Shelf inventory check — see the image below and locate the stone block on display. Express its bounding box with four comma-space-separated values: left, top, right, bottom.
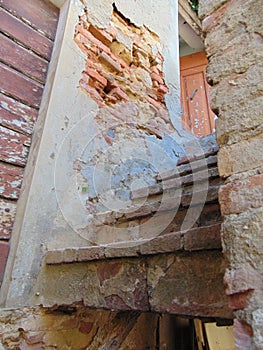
83, 259, 149, 311
206, 33, 262, 84
210, 63, 263, 145
221, 207, 263, 266
184, 223, 221, 251
147, 251, 232, 318
218, 133, 263, 178
219, 173, 263, 215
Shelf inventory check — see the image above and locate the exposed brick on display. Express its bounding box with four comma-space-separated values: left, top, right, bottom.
224, 265, 261, 295
150, 72, 164, 85
76, 25, 111, 55
219, 173, 263, 215
98, 51, 122, 73
86, 67, 107, 87
88, 25, 113, 47
108, 87, 129, 101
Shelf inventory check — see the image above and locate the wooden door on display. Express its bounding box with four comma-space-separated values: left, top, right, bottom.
180, 51, 216, 137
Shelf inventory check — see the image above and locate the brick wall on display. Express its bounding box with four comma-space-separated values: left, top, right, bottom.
0, 0, 59, 285
74, 7, 173, 138
200, 0, 263, 348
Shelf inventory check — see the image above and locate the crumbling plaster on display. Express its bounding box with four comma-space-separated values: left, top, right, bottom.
1, 0, 195, 308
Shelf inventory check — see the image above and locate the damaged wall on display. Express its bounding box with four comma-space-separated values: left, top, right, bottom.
0, 0, 242, 348
0, 0, 192, 309
0, 306, 158, 349
199, 0, 263, 348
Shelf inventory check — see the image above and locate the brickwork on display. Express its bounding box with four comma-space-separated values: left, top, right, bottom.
74, 7, 174, 138
200, 0, 263, 347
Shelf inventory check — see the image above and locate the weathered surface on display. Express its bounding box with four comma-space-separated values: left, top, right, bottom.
0, 0, 59, 288
40, 251, 232, 319
201, 0, 263, 347
147, 251, 232, 318
0, 306, 158, 350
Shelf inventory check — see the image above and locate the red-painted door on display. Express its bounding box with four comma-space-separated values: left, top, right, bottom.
180, 51, 216, 137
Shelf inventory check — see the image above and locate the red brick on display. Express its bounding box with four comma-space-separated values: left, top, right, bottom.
219, 173, 263, 215
86, 67, 107, 87
224, 265, 260, 295
76, 25, 111, 55
150, 72, 164, 85
0, 241, 9, 281
146, 95, 162, 109
79, 79, 104, 107
158, 84, 169, 94
108, 87, 129, 101
99, 51, 122, 72
88, 25, 113, 47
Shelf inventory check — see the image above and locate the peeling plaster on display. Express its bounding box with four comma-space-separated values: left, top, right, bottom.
1, 0, 193, 308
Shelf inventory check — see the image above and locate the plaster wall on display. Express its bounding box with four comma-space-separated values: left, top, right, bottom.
1, 0, 191, 308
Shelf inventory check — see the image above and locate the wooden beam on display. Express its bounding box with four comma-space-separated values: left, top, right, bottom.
178, 0, 203, 38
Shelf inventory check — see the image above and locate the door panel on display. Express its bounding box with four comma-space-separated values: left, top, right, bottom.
180, 51, 216, 137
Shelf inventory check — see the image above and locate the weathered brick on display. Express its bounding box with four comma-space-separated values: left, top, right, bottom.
88, 25, 113, 47
202, 2, 230, 32
98, 51, 122, 73
219, 173, 263, 215
228, 290, 254, 310
86, 67, 107, 87
76, 25, 111, 55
